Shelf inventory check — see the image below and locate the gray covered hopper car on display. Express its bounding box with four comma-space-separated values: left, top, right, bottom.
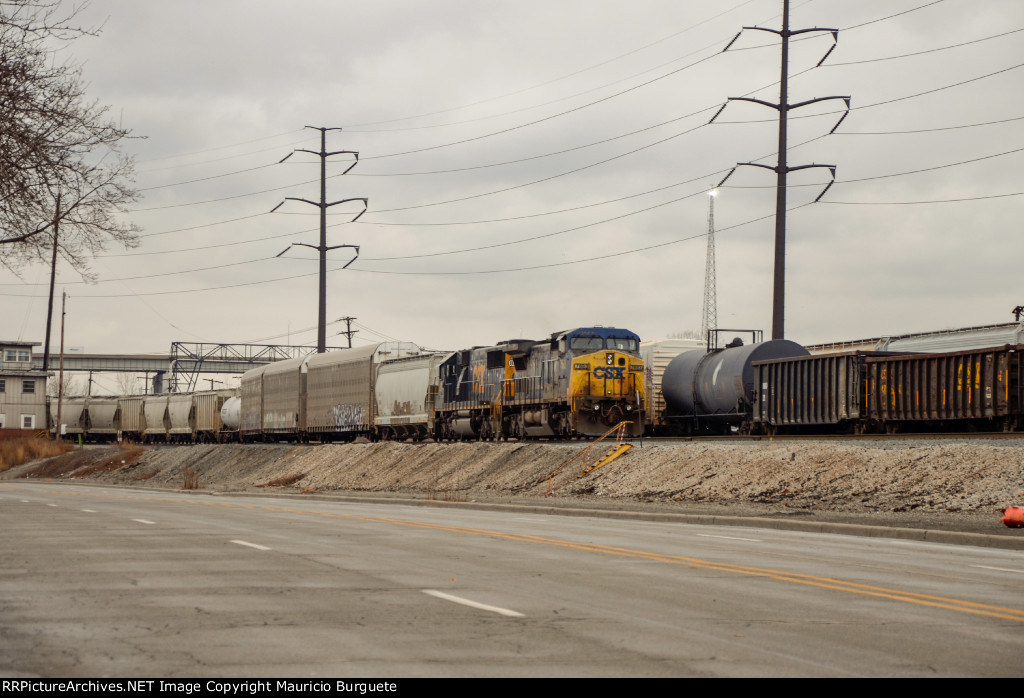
85, 398, 119, 440
373, 352, 454, 440
143, 395, 170, 441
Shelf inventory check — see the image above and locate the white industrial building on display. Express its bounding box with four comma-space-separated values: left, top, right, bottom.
0, 340, 51, 436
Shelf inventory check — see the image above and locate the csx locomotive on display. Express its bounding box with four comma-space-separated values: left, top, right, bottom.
233, 326, 646, 442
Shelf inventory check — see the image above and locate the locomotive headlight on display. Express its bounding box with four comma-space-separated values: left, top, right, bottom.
593, 404, 600, 411
625, 404, 632, 411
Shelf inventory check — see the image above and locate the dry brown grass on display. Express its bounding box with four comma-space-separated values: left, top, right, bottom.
258, 471, 307, 488
0, 438, 73, 474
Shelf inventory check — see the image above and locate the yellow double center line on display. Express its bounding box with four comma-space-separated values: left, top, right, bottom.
16, 485, 1024, 623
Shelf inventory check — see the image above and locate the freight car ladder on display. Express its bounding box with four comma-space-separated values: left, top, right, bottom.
577, 422, 633, 480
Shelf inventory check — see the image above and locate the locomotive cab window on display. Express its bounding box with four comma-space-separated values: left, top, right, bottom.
608, 337, 638, 352
570, 337, 603, 351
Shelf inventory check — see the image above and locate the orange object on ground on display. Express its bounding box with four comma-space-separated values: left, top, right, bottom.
1000, 506, 1024, 528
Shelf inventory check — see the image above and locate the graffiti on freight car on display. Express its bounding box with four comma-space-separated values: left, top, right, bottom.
264, 411, 296, 430
333, 404, 364, 429
391, 400, 413, 416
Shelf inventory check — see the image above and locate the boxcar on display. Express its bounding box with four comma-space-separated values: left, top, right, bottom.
640, 338, 704, 433
259, 356, 311, 437
305, 342, 423, 440
239, 364, 269, 440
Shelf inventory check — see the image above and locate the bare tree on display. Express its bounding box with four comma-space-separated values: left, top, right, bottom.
47, 371, 78, 397
114, 371, 142, 395
0, 0, 139, 277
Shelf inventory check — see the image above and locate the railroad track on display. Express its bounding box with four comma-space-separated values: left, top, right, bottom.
627, 432, 1024, 444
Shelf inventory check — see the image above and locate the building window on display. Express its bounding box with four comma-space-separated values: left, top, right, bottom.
0, 414, 5, 429
5, 349, 30, 362
21, 415, 34, 429
0, 379, 5, 393
22, 380, 35, 394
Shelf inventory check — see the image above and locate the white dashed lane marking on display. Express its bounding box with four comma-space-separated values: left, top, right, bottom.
230, 540, 271, 551
132, 519, 156, 525
423, 590, 524, 617
973, 565, 1024, 574
696, 533, 761, 542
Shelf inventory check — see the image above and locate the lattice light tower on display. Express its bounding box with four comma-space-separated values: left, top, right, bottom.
700, 188, 718, 345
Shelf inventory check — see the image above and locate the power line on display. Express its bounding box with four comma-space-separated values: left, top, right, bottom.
1, 255, 276, 287
721, 144, 1024, 190
136, 136, 315, 174
344, 0, 762, 131
370, 120, 712, 214
137, 161, 278, 192
842, 0, 947, 31
359, 52, 722, 162
126, 52, 1022, 222
362, 184, 714, 262
135, 129, 305, 165
821, 191, 1024, 205
349, 107, 713, 178
823, 26, 1024, 66
9, 136, 1018, 296
130, 176, 320, 212
833, 114, 1024, 135
137, 212, 268, 238
349, 205, 813, 277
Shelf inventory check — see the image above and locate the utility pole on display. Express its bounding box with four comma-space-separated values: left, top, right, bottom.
55, 291, 66, 440
273, 126, 367, 353
42, 194, 60, 373
700, 187, 718, 345
337, 316, 358, 348
711, 0, 849, 340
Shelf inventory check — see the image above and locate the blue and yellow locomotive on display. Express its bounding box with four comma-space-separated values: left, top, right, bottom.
434, 327, 646, 439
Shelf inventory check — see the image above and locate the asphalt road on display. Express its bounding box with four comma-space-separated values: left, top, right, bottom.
2, 481, 1022, 677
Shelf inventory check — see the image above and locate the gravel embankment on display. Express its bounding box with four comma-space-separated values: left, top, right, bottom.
7, 438, 1024, 538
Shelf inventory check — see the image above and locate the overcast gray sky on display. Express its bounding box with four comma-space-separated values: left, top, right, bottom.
3, 0, 1022, 368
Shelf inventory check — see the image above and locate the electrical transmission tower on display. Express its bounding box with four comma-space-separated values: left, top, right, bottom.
700, 187, 718, 345
273, 126, 367, 354
711, 0, 850, 340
